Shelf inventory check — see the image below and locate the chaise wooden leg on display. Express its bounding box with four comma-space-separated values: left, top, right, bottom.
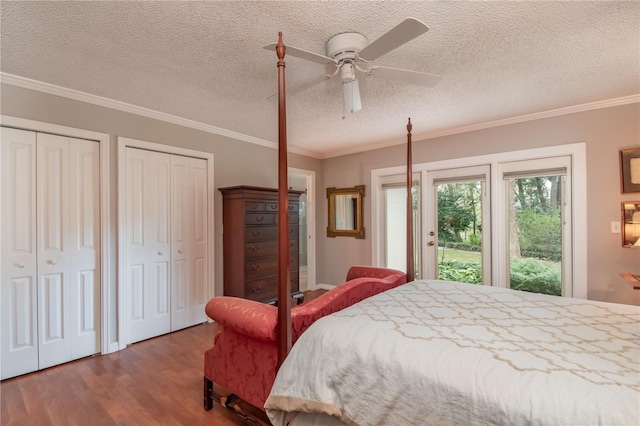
204, 377, 213, 411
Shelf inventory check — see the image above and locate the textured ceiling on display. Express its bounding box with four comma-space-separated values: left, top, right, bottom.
1, 1, 638, 158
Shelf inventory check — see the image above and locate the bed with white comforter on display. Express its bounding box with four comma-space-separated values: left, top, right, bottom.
265, 280, 640, 426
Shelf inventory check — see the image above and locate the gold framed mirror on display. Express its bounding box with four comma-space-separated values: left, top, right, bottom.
622, 202, 640, 247
327, 185, 365, 239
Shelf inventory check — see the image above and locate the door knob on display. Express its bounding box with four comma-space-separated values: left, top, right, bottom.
427, 241, 435, 246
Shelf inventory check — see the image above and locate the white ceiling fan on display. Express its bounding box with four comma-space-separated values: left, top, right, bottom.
264, 17, 440, 115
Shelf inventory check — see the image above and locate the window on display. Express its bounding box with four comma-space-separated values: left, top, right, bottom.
499, 158, 572, 296
372, 144, 586, 298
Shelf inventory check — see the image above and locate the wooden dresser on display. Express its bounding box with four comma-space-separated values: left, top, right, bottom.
219, 186, 304, 304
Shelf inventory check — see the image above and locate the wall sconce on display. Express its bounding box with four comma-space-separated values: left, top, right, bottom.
622, 202, 640, 247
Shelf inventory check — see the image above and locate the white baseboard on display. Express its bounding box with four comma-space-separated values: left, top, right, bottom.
316, 284, 337, 291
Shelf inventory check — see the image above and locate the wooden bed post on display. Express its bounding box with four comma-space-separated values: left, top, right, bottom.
275, 32, 292, 369
406, 118, 414, 282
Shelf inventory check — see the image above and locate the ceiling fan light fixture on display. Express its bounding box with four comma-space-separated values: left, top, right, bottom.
264, 18, 439, 113
343, 79, 362, 114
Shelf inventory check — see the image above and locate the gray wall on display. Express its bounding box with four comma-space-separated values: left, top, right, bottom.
0, 83, 323, 345
319, 103, 640, 306
2, 82, 638, 326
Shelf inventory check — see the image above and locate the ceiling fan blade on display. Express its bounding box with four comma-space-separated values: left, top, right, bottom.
263, 42, 335, 65
368, 66, 440, 87
358, 17, 429, 61
266, 74, 331, 101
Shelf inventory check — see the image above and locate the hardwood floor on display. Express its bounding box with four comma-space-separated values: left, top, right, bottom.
1, 289, 327, 425
1, 322, 246, 425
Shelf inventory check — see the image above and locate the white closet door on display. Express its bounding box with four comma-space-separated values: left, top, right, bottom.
126, 148, 171, 343
69, 138, 101, 358
170, 155, 208, 331
36, 133, 72, 369
1, 129, 100, 379
1, 127, 38, 380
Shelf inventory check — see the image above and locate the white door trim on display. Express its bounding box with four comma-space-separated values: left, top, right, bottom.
0, 115, 112, 353
117, 137, 214, 349
288, 167, 316, 291
371, 143, 587, 298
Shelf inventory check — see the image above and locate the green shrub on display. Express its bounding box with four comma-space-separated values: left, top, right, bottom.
516, 209, 562, 261
438, 258, 561, 296
468, 233, 481, 246
438, 260, 482, 284
509, 257, 561, 295
439, 242, 481, 252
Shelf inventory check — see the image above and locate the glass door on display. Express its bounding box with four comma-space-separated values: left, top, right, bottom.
425, 166, 491, 284
380, 174, 420, 277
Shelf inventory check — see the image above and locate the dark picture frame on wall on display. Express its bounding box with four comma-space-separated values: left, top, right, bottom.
620, 148, 640, 193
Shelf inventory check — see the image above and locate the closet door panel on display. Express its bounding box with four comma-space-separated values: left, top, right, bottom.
192, 161, 208, 308
126, 148, 171, 343
170, 157, 189, 330
170, 155, 207, 331
149, 155, 171, 322
1, 127, 38, 379
69, 139, 100, 358
37, 133, 71, 370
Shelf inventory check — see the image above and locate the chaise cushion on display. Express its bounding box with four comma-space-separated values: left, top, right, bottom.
205, 296, 278, 342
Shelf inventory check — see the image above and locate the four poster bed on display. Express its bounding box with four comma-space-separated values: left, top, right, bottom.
208, 33, 640, 425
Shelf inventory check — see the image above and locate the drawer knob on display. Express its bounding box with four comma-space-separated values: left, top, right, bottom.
251, 246, 260, 252
16, 262, 25, 268
252, 286, 262, 294
252, 231, 260, 236
252, 264, 261, 271
256, 216, 264, 222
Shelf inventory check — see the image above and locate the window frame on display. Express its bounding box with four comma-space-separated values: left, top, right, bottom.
371, 142, 587, 298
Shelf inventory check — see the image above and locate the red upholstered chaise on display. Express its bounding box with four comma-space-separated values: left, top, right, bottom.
203, 265, 406, 411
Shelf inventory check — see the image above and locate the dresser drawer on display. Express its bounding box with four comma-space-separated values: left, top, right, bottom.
266, 202, 278, 211
245, 256, 299, 280
265, 201, 298, 212
245, 276, 277, 302
245, 226, 296, 242
245, 272, 300, 302
246, 213, 275, 225
245, 201, 265, 212
246, 240, 299, 258
274, 213, 299, 224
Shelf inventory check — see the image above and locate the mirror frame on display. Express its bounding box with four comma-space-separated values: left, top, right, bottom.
327, 185, 365, 239
622, 202, 640, 247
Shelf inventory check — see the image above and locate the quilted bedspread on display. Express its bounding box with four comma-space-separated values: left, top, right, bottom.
265, 280, 640, 426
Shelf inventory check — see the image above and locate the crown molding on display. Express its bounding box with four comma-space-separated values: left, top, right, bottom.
0, 72, 323, 159
323, 94, 640, 158
2, 72, 636, 161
